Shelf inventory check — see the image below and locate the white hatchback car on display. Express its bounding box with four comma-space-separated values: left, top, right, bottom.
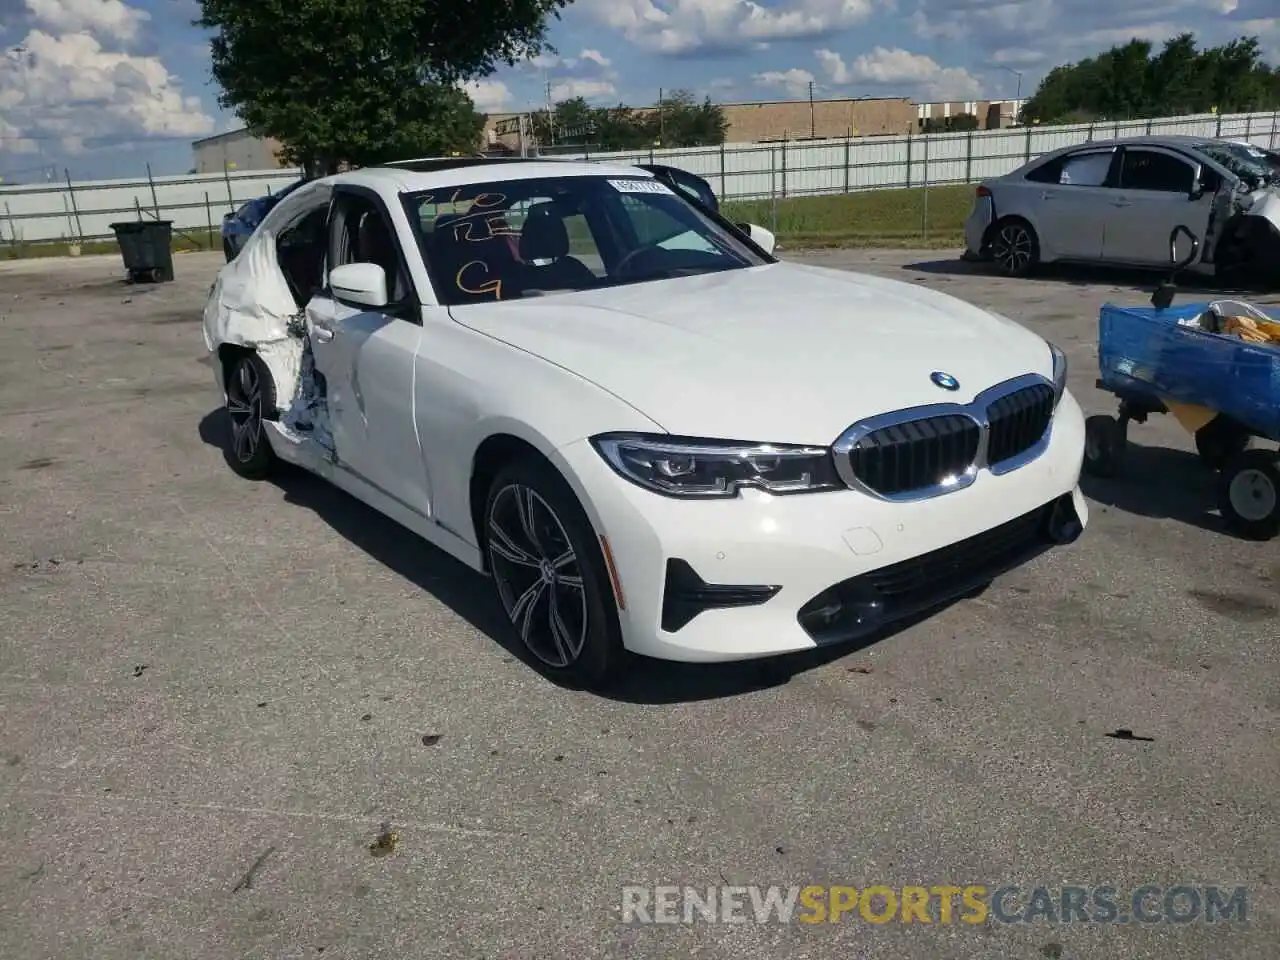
204, 158, 1088, 687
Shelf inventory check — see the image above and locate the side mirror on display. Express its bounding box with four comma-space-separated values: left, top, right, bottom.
741, 222, 777, 256
330, 262, 388, 309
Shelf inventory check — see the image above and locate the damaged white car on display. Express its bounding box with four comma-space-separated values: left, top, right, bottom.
204, 159, 1088, 687
964, 134, 1280, 284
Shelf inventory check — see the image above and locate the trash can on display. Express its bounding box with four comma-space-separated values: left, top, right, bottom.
109, 220, 175, 283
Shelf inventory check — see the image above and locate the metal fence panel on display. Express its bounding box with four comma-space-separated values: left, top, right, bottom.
3, 109, 1278, 244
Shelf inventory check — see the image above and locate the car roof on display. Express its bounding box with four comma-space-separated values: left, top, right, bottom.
328, 158, 653, 194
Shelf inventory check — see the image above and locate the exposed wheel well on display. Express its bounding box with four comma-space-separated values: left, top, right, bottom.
216, 343, 255, 390
469, 433, 557, 568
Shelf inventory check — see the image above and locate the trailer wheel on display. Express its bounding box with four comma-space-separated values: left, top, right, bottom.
1083, 414, 1126, 478
1194, 415, 1251, 469
1216, 450, 1280, 541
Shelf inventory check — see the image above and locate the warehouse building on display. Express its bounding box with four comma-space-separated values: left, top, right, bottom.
194, 95, 1025, 173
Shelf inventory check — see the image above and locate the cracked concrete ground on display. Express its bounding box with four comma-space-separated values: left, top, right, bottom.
0, 249, 1276, 959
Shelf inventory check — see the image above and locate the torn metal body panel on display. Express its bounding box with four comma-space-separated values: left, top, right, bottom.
202, 180, 336, 457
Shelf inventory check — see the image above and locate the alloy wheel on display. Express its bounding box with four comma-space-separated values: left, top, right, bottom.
226, 360, 263, 464
486, 483, 589, 669
1228, 468, 1277, 522
993, 223, 1034, 274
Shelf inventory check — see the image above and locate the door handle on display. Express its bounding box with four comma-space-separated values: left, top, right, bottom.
1040, 192, 1056, 200
1111, 198, 1132, 207
313, 326, 334, 343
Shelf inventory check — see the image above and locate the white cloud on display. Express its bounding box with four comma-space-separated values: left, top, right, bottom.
578, 48, 612, 67
752, 67, 816, 97
548, 78, 618, 101
462, 78, 512, 112
580, 0, 876, 56
23, 0, 150, 44
815, 46, 983, 99
0, 27, 213, 155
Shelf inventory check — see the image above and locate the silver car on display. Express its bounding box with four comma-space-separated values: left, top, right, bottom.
963, 135, 1280, 284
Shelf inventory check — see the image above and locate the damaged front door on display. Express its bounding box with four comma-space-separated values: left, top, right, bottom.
307, 188, 430, 516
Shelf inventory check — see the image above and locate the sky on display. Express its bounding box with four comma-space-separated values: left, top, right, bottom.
1, 0, 1278, 182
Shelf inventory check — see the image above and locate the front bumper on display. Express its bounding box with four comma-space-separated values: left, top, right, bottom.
553, 390, 1088, 663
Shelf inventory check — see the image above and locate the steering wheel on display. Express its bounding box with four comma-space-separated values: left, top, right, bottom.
612, 243, 667, 279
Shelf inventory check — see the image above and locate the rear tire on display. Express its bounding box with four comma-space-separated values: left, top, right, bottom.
483, 458, 625, 689
223, 352, 277, 480
988, 218, 1040, 278
1083, 414, 1126, 478
1216, 450, 1280, 541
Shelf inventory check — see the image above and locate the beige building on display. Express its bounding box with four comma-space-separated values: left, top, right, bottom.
197, 94, 1021, 172
916, 98, 1026, 130
192, 128, 288, 173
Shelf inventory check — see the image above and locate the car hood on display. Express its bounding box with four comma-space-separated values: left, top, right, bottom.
448, 261, 1054, 444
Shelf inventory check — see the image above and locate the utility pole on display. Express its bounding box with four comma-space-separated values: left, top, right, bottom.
809, 80, 816, 139
658, 87, 665, 143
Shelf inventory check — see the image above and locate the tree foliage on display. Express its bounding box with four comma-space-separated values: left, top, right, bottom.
1023, 34, 1280, 124
196, 0, 571, 173
529, 89, 730, 151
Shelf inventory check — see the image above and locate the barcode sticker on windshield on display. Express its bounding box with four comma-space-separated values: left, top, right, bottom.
607, 178, 673, 195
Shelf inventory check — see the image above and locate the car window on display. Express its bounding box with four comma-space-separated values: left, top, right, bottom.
276, 206, 329, 308
1058, 152, 1113, 186
1119, 150, 1194, 193
1024, 156, 1065, 183
405, 174, 766, 305
329, 194, 411, 303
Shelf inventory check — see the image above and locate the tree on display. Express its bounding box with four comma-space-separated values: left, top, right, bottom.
1022, 33, 1279, 124
649, 90, 729, 147
196, 0, 571, 174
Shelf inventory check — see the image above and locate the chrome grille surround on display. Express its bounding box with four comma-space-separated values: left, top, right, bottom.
831, 373, 1057, 503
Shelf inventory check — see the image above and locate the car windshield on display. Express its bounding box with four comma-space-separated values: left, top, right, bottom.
1196, 142, 1276, 186
404, 174, 767, 305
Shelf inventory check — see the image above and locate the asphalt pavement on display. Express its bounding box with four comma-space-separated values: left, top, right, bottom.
0, 248, 1276, 959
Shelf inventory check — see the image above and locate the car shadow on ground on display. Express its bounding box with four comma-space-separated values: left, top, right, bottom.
903, 258, 1273, 300
1078, 438, 1240, 537
198, 408, 956, 704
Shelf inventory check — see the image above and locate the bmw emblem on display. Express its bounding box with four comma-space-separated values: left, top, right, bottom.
931, 371, 960, 391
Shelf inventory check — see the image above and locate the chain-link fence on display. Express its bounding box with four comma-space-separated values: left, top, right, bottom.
3, 109, 1278, 252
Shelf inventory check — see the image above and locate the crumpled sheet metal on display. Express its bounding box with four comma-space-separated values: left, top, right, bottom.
202, 224, 307, 415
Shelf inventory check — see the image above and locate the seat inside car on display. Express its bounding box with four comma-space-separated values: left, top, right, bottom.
518, 202, 596, 289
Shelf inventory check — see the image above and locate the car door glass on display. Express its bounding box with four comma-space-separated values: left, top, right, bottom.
1058, 153, 1112, 186
1120, 150, 1193, 193
332, 197, 410, 303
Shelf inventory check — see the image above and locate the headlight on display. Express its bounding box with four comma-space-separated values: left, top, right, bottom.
1048, 342, 1068, 408
590, 433, 842, 499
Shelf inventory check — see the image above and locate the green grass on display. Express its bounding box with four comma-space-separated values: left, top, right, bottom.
2, 184, 979, 260
723, 183, 974, 250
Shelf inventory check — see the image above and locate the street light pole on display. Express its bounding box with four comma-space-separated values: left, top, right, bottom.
997, 65, 1023, 122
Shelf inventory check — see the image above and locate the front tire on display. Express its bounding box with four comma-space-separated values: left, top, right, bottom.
223, 352, 277, 480
1216, 450, 1280, 541
989, 218, 1040, 278
483, 459, 625, 688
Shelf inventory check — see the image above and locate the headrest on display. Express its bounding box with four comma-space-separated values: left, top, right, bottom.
519, 203, 569, 261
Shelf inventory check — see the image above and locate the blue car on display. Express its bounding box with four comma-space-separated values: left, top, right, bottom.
221, 178, 307, 261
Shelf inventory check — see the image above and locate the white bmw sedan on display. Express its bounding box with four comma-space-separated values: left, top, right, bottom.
203, 158, 1088, 687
